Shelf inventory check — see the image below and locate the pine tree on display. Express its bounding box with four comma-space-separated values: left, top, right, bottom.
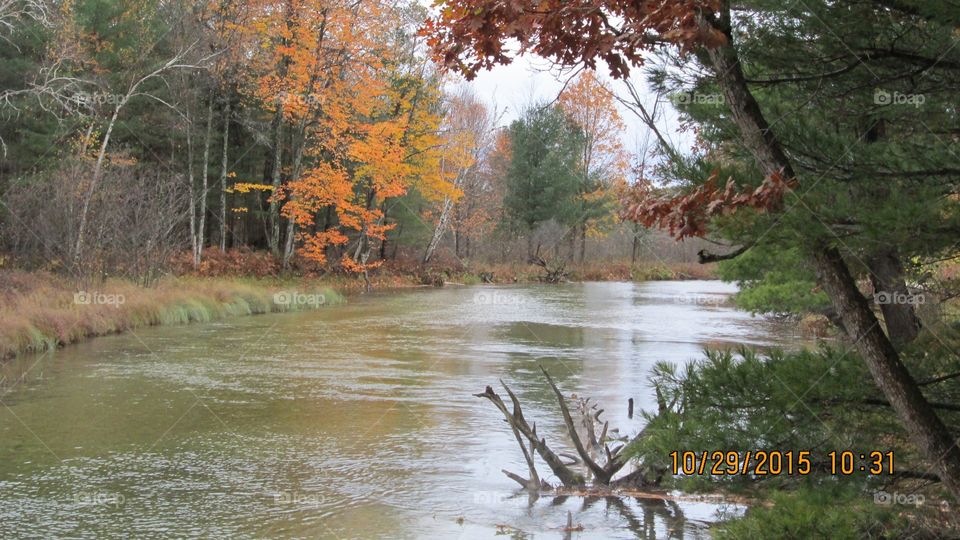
502, 104, 585, 254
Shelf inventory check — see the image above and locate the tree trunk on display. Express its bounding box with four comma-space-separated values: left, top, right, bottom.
424, 196, 454, 263
815, 247, 960, 497
579, 224, 586, 264
391, 222, 402, 259
196, 99, 213, 267
281, 118, 310, 270
187, 110, 197, 270
703, 2, 960, 499
74, 100, 124, 271
268, 107, 284, 257
868, 248, 921, 346
379, 203, 389, 261
282, 218, 296, 270
218, 97, 231, 252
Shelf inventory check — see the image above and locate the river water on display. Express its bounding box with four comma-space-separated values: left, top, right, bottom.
0, 281, 804, 539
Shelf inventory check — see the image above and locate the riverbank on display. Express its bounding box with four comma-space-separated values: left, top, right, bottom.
0, 260, 716, 360
171, 248, 718, 284
0, 271, 342, 360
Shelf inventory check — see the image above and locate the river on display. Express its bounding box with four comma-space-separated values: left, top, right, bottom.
0, 281, 805, 539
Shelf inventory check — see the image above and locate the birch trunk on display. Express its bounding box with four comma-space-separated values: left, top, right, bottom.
218, 97, 231, 251
196, 99, 213, 267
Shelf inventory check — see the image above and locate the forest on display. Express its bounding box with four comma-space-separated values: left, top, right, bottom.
1, 0, 960, 538
0, 0, 689, 284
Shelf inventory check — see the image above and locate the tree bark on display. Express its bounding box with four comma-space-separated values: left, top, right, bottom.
196, 99, 213, 267
73, 100, 124, 271
187, 109, 197, 270
868, 248, 921, 346
424, 196, 454, 263
579, 224, 586, 264
281, 116, 310, 270
282, 218, 296, 270
379, 202, 390, 261
218, 96, 231, 252
815, 247, 960, 497
702, 2, 960, 499
268, 107, 284, 257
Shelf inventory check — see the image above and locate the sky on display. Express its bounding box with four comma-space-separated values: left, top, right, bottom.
455, 54, 693, 168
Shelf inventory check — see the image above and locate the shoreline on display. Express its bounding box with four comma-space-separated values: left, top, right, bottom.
0, 272, 345, 361
0, 262, 717, 361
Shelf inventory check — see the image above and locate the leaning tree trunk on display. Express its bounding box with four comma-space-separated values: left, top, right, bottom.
280, 116, 310, 271
702, 2, 960, 499
868, 248, 921, 346
74, 100, 124, 272
423, 195, 455, 264
815, 248, 960, 497
282, 218, 296, 270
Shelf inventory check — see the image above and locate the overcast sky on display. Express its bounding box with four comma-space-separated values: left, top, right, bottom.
453, 54, 692, 169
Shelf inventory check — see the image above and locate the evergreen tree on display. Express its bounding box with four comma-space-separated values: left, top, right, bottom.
501, 104, 585, 253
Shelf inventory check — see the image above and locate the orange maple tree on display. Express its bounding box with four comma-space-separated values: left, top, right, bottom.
241, 0, 458, 273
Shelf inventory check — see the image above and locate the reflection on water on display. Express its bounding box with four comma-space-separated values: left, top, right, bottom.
0, 281, 803, 539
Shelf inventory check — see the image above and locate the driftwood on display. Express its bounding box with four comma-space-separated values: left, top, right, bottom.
475, 366, 665, 492
528, 244, 569, 284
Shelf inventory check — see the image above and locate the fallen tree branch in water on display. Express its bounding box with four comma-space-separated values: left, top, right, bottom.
528, 244, 569, 283
475, 366, 666, 491
475, 382, 584, 488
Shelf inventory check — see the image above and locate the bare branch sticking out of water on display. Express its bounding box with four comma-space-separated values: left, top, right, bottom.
475, 367, 666, 492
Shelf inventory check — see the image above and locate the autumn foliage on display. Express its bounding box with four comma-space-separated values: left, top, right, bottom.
622, 172, 797, 240
234, 0, 460, 272
421, 0, 727, 80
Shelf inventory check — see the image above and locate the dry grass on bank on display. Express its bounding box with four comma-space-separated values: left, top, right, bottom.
0, 270, 342, 360
0, 253, 718, 359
